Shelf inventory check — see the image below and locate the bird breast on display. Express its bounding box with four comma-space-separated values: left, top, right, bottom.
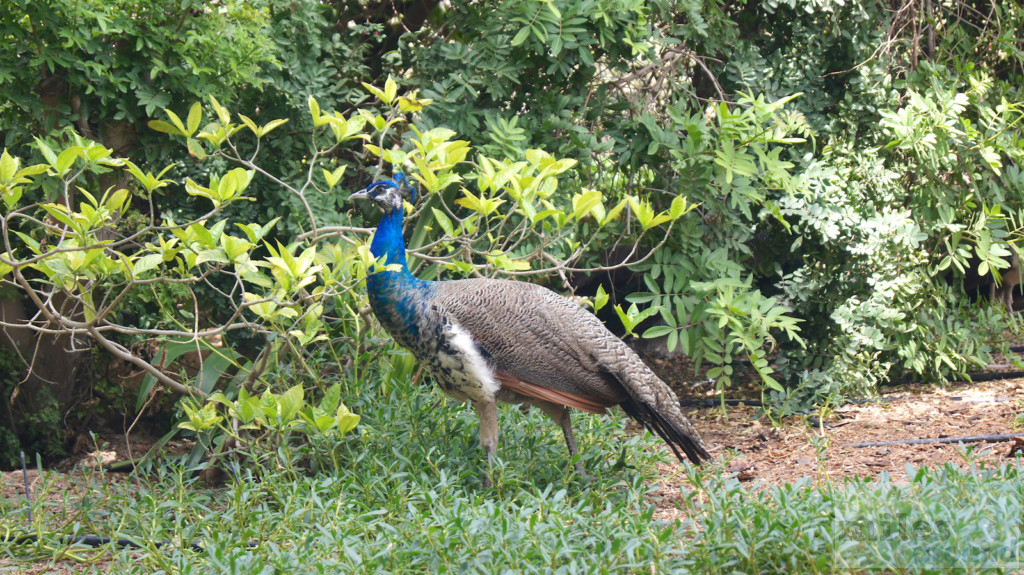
418, 315, 500, 403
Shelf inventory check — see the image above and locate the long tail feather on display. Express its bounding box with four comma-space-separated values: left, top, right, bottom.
621, 400, 710, 464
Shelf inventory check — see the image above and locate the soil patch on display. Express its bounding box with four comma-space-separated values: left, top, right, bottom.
649, 377, 1024, 521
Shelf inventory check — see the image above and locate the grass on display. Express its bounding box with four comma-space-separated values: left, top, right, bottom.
2, 373, 1023, 574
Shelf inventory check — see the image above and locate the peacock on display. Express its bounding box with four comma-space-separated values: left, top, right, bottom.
351, 174, 710, 483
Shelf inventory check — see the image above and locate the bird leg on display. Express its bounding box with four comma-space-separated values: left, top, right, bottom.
535, 402, 588, 477
473, 400, 498, 488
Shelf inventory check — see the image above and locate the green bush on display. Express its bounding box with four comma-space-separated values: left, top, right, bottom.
4, 0, 1024, 437
0, 78, 690, 463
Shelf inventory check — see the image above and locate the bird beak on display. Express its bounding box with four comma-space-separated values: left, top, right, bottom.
349, 188, 371, 203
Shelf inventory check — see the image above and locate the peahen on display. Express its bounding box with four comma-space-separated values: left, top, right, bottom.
351, 174, 710, 482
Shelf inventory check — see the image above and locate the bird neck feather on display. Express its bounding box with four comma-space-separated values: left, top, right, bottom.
369, 207, 410, 272
366, 204, 432, 342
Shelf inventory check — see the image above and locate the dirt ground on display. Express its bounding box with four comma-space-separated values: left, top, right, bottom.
701, 377, 1021, 481
649, 376, 1024, 521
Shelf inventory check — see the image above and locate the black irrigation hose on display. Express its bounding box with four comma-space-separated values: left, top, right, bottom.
680, 395, 1020, 408
679, 397, 903, 409
845, 432, 1024, 449
679, 399, 764, 407
947, 396, 1018, 402
953, 370, 1024, 382
680, 391, 1022, 448
680, 397, 918, 408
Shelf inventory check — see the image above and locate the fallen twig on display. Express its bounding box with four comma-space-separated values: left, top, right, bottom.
845, 433, 1024, 448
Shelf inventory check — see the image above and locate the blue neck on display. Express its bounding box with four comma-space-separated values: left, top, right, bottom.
366, 205, 433, 344
369, 207, 411, 272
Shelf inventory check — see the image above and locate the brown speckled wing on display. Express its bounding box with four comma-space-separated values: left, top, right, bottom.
432, 278, 628, 404
431, 277, 711, 463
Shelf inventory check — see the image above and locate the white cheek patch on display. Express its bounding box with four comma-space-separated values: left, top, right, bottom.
445, 321, 500, 401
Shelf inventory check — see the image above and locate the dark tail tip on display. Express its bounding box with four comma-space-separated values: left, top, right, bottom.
622, 401, 711, 464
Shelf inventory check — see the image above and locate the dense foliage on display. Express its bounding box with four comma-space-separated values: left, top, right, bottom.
1, 0, 1023, 460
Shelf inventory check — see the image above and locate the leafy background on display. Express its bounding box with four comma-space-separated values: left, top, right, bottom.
0, 0, 1022, 465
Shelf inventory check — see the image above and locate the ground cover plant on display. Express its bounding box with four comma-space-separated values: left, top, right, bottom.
2, 374, 1022, 573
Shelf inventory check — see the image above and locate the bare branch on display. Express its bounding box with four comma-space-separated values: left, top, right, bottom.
87, 325, 206, 398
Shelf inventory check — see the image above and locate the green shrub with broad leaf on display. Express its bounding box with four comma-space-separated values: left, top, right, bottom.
4, 0, 1024, 454
0, 79, 690, 467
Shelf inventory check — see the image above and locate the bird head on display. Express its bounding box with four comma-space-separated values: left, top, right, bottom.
350, 173, 418, 215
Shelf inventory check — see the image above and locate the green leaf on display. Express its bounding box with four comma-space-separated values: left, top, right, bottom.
260, 118, 289, 137
278, 384, 304, 422
104, 188, 130, 214
39, 204, 79, 231
132, 253, 163, 276
570, 189, 602, 221
601, 199, 628, 227
551, 36, 563, 56
335, 404, 360, 434
361, 82, 389, 105
614, 304, 636, 336
383, 76, 398, 105
511, 26, 532, 46
431, 207, 455, 237
221, 235, 253, 262
398, 95, 433, 113
186, 102, 202, 137
185, 178, 216, 204
164, 109, 187, 135
187, 222, 216, 248
186, 138, 207, 160
239, 114, 259, 135
308, 95, 321, 123
322, 165, 346, 189
55, 146, 84, 174
209, 95, 231, 125
33, 138, 58, 167
760, 374, 784, 392
455, 187, 504, 215
642, 325, 674, 339
235, 218, 280, 243
320, 384, 342, 414
0, 149, 18, 183
14, 232, 40, 254
669, 195, 692, 219
148, 120, 185, 136
487, 252, 531, 271
980, 146, 1002, 175
310, 414, 336, 433
258, 392, 280, 419
196, 248, 230, 265
667, 329, 679, 352
594, 284, 609, 312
